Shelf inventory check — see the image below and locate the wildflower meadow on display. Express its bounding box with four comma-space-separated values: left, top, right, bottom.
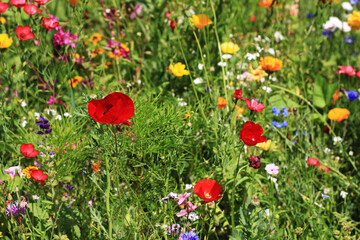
1, 0, 360, 239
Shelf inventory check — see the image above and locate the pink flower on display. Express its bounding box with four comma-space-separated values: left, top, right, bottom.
4, 166, 24, 180
336, 66, 356, 76
53, 28, 78, 48
307, 157, 320, 167
244, 99, 265, 112
176, 201, 198, 217
175, 192, 191, 206
265, 163, 279, 175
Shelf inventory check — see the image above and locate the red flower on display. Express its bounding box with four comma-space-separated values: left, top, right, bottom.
0, 0, 9, 13
23, 3, 37, 15
10, 0, 25, 7
16, 26, 35, 41
88, 92, 135, 125
233, 89, 244, 99
20, 144, 39, 158
243, 98, 265, 112
170, 20, 177, 30
336, 66, 356, 76
307, 157, 320, 167
239, 121, 266, 146
318, 164, 330, 172
34, 0, 50, 4
42, 17, 59, 30
165, 11, 170, 19
249, 156, 261, 169
250, 15, 256, 22
194, 179, 222, 202
31, 169, 48, 183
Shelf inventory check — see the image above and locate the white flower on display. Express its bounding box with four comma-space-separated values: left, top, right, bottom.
177, 98, 187, 107
32, 195, 39, 200
64, 112, 72, 118
262, 86, 272, 93
274, 31, 284, 42
137, 80, 142, 84
227, 71, 234, 77
256, 45, 264, 53
245, 52, 259, 61
47, 109, 57, 116
188, 213, 199, 221
324, 188, 330, 194
340, 191, 348, 199
21, 101, 27, 107
324, 148, 331, 153
269, 75, 277, 81
198, 63, 204, 70
55, 115, 62, 120
193, 78, 203, 84
254, 35, 262, 42
218, 62, 227, 67
342, 2, 353, 11
333, 136, 343, 145
185, 184, 193, 190
323, 17, 351, 32
349, 151, 354, 156
265, 209, 270, 216
210, 66, 215, 71
229, 33, 233, 38
222, 54, 232, 59
267, 48, 275, 55
21, 120, 28, 127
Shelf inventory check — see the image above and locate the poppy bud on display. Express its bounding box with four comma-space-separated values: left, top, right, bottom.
324, 125, 329, 134
249, 156, 261, 169
170, 20, 177, 30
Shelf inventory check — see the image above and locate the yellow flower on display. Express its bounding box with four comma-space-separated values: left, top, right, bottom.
89, 33, 102, 46
69, 76, 84, 88
120, 43, 129, 52
184, 112, 191, 119
169, 63, 189, 77
234, 105, 244, 119
328, 108, 350, 122
347, 11, 360, 31
0, 17, 6, 24
256, 140, 272, 151
189, 14, 213, 29
0, 33, 13, 49
247, 64, 268, 82
22, 166, 39, 179
259, 56, 283, 72
221, 42, 240, 54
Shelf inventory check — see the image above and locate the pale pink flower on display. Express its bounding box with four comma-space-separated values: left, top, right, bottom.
175, 192, 191, 206
4, 166, 24, 180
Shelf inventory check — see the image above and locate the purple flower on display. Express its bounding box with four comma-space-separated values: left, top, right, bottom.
6, 201, 27, 216
351, 0, 359, 4
345, 36, 356, 44
53, 28, 78, 49
67, 185, 74, 191
36, 116, 52, 135
129, 4, 142, 20
307, 13, 315, 18
321, 193, 330, 200
179, 231, 200, 240
105, 39, 121, 48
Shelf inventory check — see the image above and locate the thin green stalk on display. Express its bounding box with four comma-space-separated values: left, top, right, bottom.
231, 145, 244, 229
193, 31, 213, 101
209, 0, 228, 100
105, 155, 113, 239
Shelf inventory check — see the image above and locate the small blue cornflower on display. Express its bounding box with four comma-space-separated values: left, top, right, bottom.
180, 231, 200, 240
281, 106, 289, 117
272, 120, 288, 128
307, 13, 315, 18
345, 36, 356, 44
272, 106, 280, 116
346, 90, 358, 101
351, 0, 359, 4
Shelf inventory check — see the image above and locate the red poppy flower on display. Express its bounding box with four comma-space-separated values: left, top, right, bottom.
239, 121, 266, 146
194, 179, 222, 202
31, 169, 48, 183
243, 98, 265, 112
16, 26, 35, 41
170, 20, 177, 30
10, 0, 25, 7
42, 17, 59, 30
23, 3, 37, 15
88, 92, 135, 125
0, 1, 9, 13
307, 157, 320, 167
34, 0, 50, 4
318, 164, 330, 173
233, 89, 244, 99
20, 144, 39, 158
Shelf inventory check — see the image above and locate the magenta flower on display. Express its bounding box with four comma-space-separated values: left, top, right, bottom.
175, 192, 191, 206
53, 28, 78, 48
265, 163, 279, 175
4, 166, 24, 180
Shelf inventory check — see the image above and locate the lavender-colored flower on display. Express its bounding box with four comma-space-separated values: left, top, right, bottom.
4, 166, 24, 179
179, 231, 200, 240
36, 116, 52, 135
166, 223, 181, 236
345, 36, 356, 44
265, 163, 279, 175
321, 193, 330, 200
169, 192, 178, 199
67, 185, 74, 191
129, 4, 142, 20
161, 196, 170, 203
32, 195, 39, 200
351, 0, 359, 4
6, 201, 26, 216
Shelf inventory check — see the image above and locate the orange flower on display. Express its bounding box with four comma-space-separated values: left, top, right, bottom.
22, 166, 39, 178
258, 0, 276, 7
332, 89, 342, 105
105, 61, 111, 69
69, 76, 83, 88
91, 48, 104, 57
218, 97, 227, 109
328, 108, 350, 122
189, 14, 213, 29
89, 33, 102, 46
93, 164, 100, 173
68, 0, 78, 5
235, 105, 244, 119
259, 56, 283, 72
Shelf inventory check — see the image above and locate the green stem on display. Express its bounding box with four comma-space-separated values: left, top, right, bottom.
231, 145, 244, 229
105, 155, 112, 239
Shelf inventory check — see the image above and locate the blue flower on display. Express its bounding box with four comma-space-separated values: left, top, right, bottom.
345, 36, 356, 44
346, 90, 358, 101
272, 106, 280, 116
272, 120, 287, 128
280, 120, 288, 127
323, 30, 333, 39
281, 106, 289, 117
180, 231, 200, 240
307, 13, 315, 18
294, 130, 298, 135
351, 0, 359, 4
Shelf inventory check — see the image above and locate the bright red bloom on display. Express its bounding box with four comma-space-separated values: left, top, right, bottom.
165, 11, 170, 19
31, 170, 48, 183
244, 98, 265, 112
0, 1, 9, 13
16, 26, 35, 41
318, 164, 331, 172
170, 20, 177, 30
307, 157, 320, 167
250, 15, 256, 22
20, 144, 39, 158
34, 0, 50, 4
42, 17, 59, 30
336, 66, 356, 76
194, 179, 222, 202
23, 3, 37, 15
10, 0, 25, 7
233, 89, 244, 99
239, 121, 266, 146
88, 92, 135, 125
